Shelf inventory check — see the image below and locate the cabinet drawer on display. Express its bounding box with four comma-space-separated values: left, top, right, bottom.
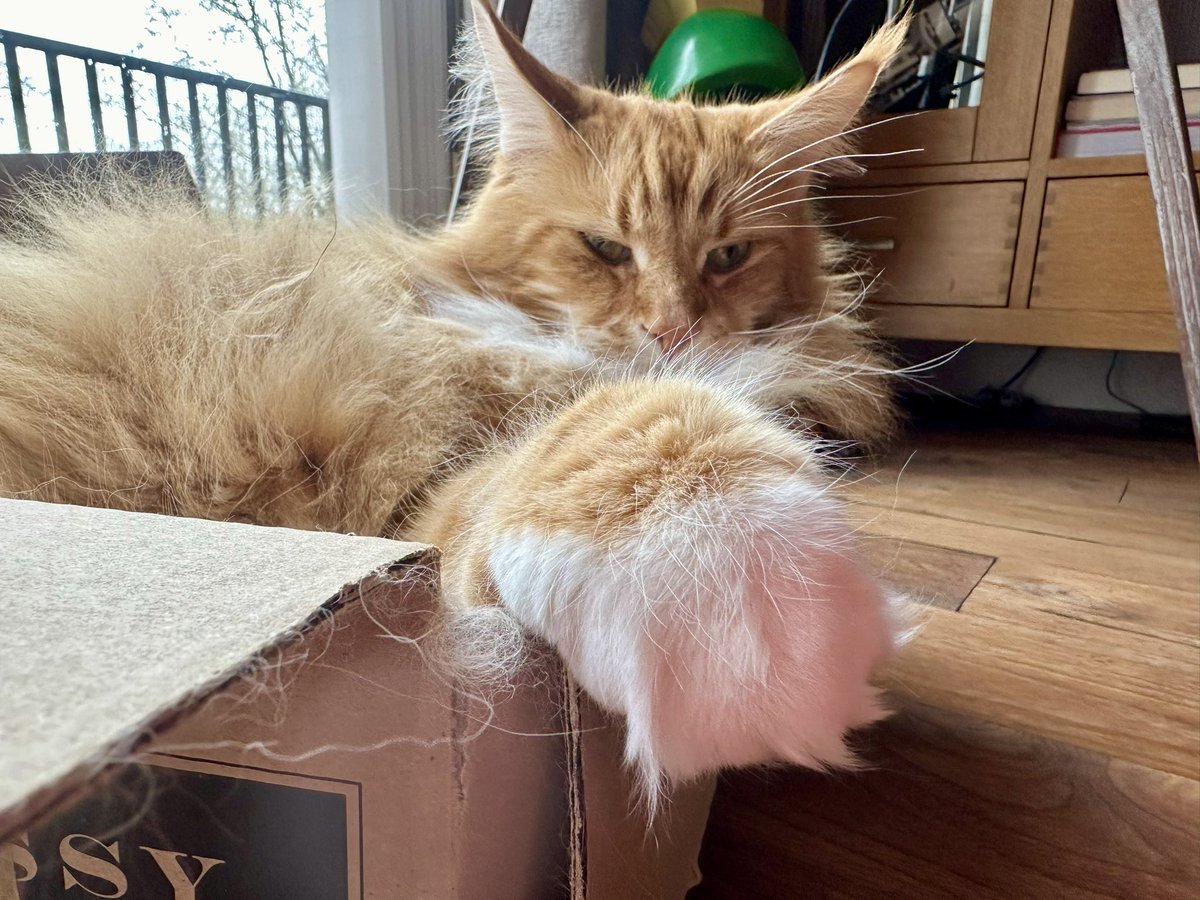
832, 181, 1024, 307
858, 109, 977, 167
1031, 175, 1191, 313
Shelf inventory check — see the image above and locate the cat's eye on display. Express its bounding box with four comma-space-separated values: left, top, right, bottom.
582, 234, 633, 266
706, 241, 751, 274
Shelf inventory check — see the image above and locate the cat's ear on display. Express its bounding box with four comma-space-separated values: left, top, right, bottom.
748, 19, 907, 163
470, 0, 586, 156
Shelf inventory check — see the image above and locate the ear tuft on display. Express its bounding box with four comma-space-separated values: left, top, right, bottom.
839, 14, 910, 94
748, 16, 909, 171
450, 0, 587, 160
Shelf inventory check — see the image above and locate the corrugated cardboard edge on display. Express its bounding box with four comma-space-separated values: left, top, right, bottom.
577, 700, 719, 899
564, 669, 588, 900
0, 548, 437, 846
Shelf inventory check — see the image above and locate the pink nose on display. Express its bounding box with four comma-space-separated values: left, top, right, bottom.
645, 322, 691, 356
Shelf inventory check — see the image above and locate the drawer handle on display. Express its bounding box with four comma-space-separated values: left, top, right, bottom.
851, 238, 896, 252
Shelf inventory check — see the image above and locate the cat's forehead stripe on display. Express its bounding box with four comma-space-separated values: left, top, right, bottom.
600, 109, 728, 230
583, 100, 758, 240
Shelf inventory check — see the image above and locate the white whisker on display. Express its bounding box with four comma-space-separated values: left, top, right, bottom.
728, 113, 923, 203
749, 214, 891, 230
740, 188, 924, 223
733, 147, 924, 210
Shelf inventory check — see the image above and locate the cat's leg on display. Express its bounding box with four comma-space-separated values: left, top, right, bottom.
410, 377, 907, 802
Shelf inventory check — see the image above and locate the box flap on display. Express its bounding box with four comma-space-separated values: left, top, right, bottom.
0, 499, 429, 835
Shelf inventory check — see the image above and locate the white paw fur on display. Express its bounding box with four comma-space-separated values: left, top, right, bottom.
489, 471, 902, 805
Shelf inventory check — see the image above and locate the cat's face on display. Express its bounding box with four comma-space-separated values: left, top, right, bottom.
478, 95, 830, 357
449, 2, 903, 359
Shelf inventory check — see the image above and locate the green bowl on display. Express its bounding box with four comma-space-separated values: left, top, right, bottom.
646, 9, 806, 101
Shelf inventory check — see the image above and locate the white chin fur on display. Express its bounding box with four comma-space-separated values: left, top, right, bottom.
488, 476, 902, 804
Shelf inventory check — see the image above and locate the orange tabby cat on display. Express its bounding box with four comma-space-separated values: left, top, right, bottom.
0, 2, 909, 804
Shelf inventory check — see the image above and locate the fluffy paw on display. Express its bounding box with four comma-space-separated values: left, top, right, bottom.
481, 379, 905, 800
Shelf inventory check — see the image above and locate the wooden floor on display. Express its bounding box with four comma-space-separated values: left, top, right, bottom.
692, 426, 1200, 899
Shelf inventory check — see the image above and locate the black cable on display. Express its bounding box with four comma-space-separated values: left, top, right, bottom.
946, 71, 986, 92
962, 346, 1041, 411
815, 0, 863, 80
1104, 351, 1152, 415
999, 347, 1043, 391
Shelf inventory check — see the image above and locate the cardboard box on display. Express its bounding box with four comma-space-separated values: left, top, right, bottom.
0, 499, 714, 898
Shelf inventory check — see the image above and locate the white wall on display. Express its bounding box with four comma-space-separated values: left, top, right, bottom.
326, 0, 451, 224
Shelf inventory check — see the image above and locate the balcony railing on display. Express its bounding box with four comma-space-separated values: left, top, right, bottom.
0, 29, 330, 212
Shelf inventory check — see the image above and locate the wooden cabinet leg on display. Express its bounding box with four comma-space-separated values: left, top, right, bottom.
1116, 0, 1200, 451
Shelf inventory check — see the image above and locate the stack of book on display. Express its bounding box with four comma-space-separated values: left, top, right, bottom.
1056, 63, 1200, 158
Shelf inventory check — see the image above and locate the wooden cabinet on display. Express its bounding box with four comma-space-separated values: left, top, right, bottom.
839, 182, 1023, 307
855, 0, 1052, 167
831, 0, 1197, 352
1031, 176, 1200, 314
858, 109, 978, 167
